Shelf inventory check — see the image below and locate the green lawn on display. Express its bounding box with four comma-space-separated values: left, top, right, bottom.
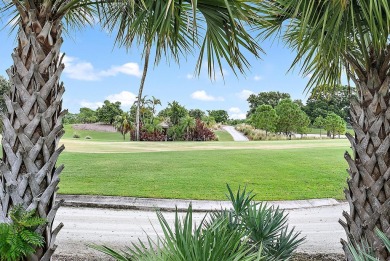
58, 145, 349, 201
308, 127, 354, 135
63, 125, 125, 142
214, 130, 234, 141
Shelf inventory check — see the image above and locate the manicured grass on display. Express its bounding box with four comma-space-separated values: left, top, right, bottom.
58, 145, 349, 201
214, 130, 234, 141
60, 138, 349, 153
63, 125, 125, 142
308, 127, 354, 135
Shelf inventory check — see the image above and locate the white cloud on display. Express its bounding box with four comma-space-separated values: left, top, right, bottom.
80, 91, 137, 110
228, 107, 246, 120
106, 91, 137, 106
191, 90, 224, 101
229, 107, 241, 113
80, 100, 104, 110
253, 75, 263, 81
237, 89, 254, 100
101, 63, 142, 78
63, 55, 142, 81
230, 113, 246, 120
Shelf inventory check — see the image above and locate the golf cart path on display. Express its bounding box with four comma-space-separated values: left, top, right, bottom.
222, 125, 249, 141
54, 203, 348, 259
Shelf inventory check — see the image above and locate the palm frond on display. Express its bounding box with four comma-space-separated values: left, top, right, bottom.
256, 0, 390, 91
99, 0, 262, 79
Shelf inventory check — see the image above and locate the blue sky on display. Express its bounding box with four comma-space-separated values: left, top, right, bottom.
0, 24, 313, 119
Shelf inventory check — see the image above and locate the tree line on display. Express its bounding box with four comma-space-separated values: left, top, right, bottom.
246, 87, 351, 138
63, 97, 232, 142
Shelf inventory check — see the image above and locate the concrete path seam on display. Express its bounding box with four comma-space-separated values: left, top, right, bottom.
57, 194, 343, 212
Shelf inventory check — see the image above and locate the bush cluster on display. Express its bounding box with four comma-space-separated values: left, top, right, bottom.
235, 124, 287, 141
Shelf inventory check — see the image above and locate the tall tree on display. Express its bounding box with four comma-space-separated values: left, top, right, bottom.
0, 1, 96, 259
313, 116, 325, 138
323, 113, 346, 139
208, 110, 229, 123
202, 116, 216, 129
258, 1, 390, 259
149, 96, 161, 120
275, 99, 303, 138
296, 111, 311, 138
251, 105, 278, 136
96, 100, 123, 124
167, 101, 188, 126
303, 85, 354, 123
180, 115, 196, 141
78, 107, 97, 123
189, 109, 205, 120
113, 113, 132, 140
247, 91, 290, 116
134, 45, 151, 141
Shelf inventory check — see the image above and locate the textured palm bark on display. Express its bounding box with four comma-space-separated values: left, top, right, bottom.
0, 6, 65, 261
340, 48, 390, 260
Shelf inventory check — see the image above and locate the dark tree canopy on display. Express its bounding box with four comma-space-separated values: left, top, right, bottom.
208, 110, 229, 123
303, 85, 353, 123
323, 112, 346, 139
247, 91, 291, 116
189, 109, 206, 120
275, 99, 308, 137
78, 108, 98, 123
157, 101, 188, 125
251, 105, 278, 136
97, 100, 123, 124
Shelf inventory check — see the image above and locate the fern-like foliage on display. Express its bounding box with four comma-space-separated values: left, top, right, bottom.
0, 205, 46, 261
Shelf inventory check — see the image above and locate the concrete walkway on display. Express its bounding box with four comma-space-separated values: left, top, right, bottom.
222, 125, 249, 141
57, 194, 341, 212
53, 197, 348, 259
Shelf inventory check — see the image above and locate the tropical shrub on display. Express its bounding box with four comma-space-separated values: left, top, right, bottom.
189, 119, 216, 141
130, 123, 166, 141
0, 205, 46, 261
91, 185, 303, 260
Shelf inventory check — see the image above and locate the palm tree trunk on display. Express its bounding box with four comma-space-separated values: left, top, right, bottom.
136, 44, 151, 141
1, 8, 65, 260
340, 50, 390, 260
